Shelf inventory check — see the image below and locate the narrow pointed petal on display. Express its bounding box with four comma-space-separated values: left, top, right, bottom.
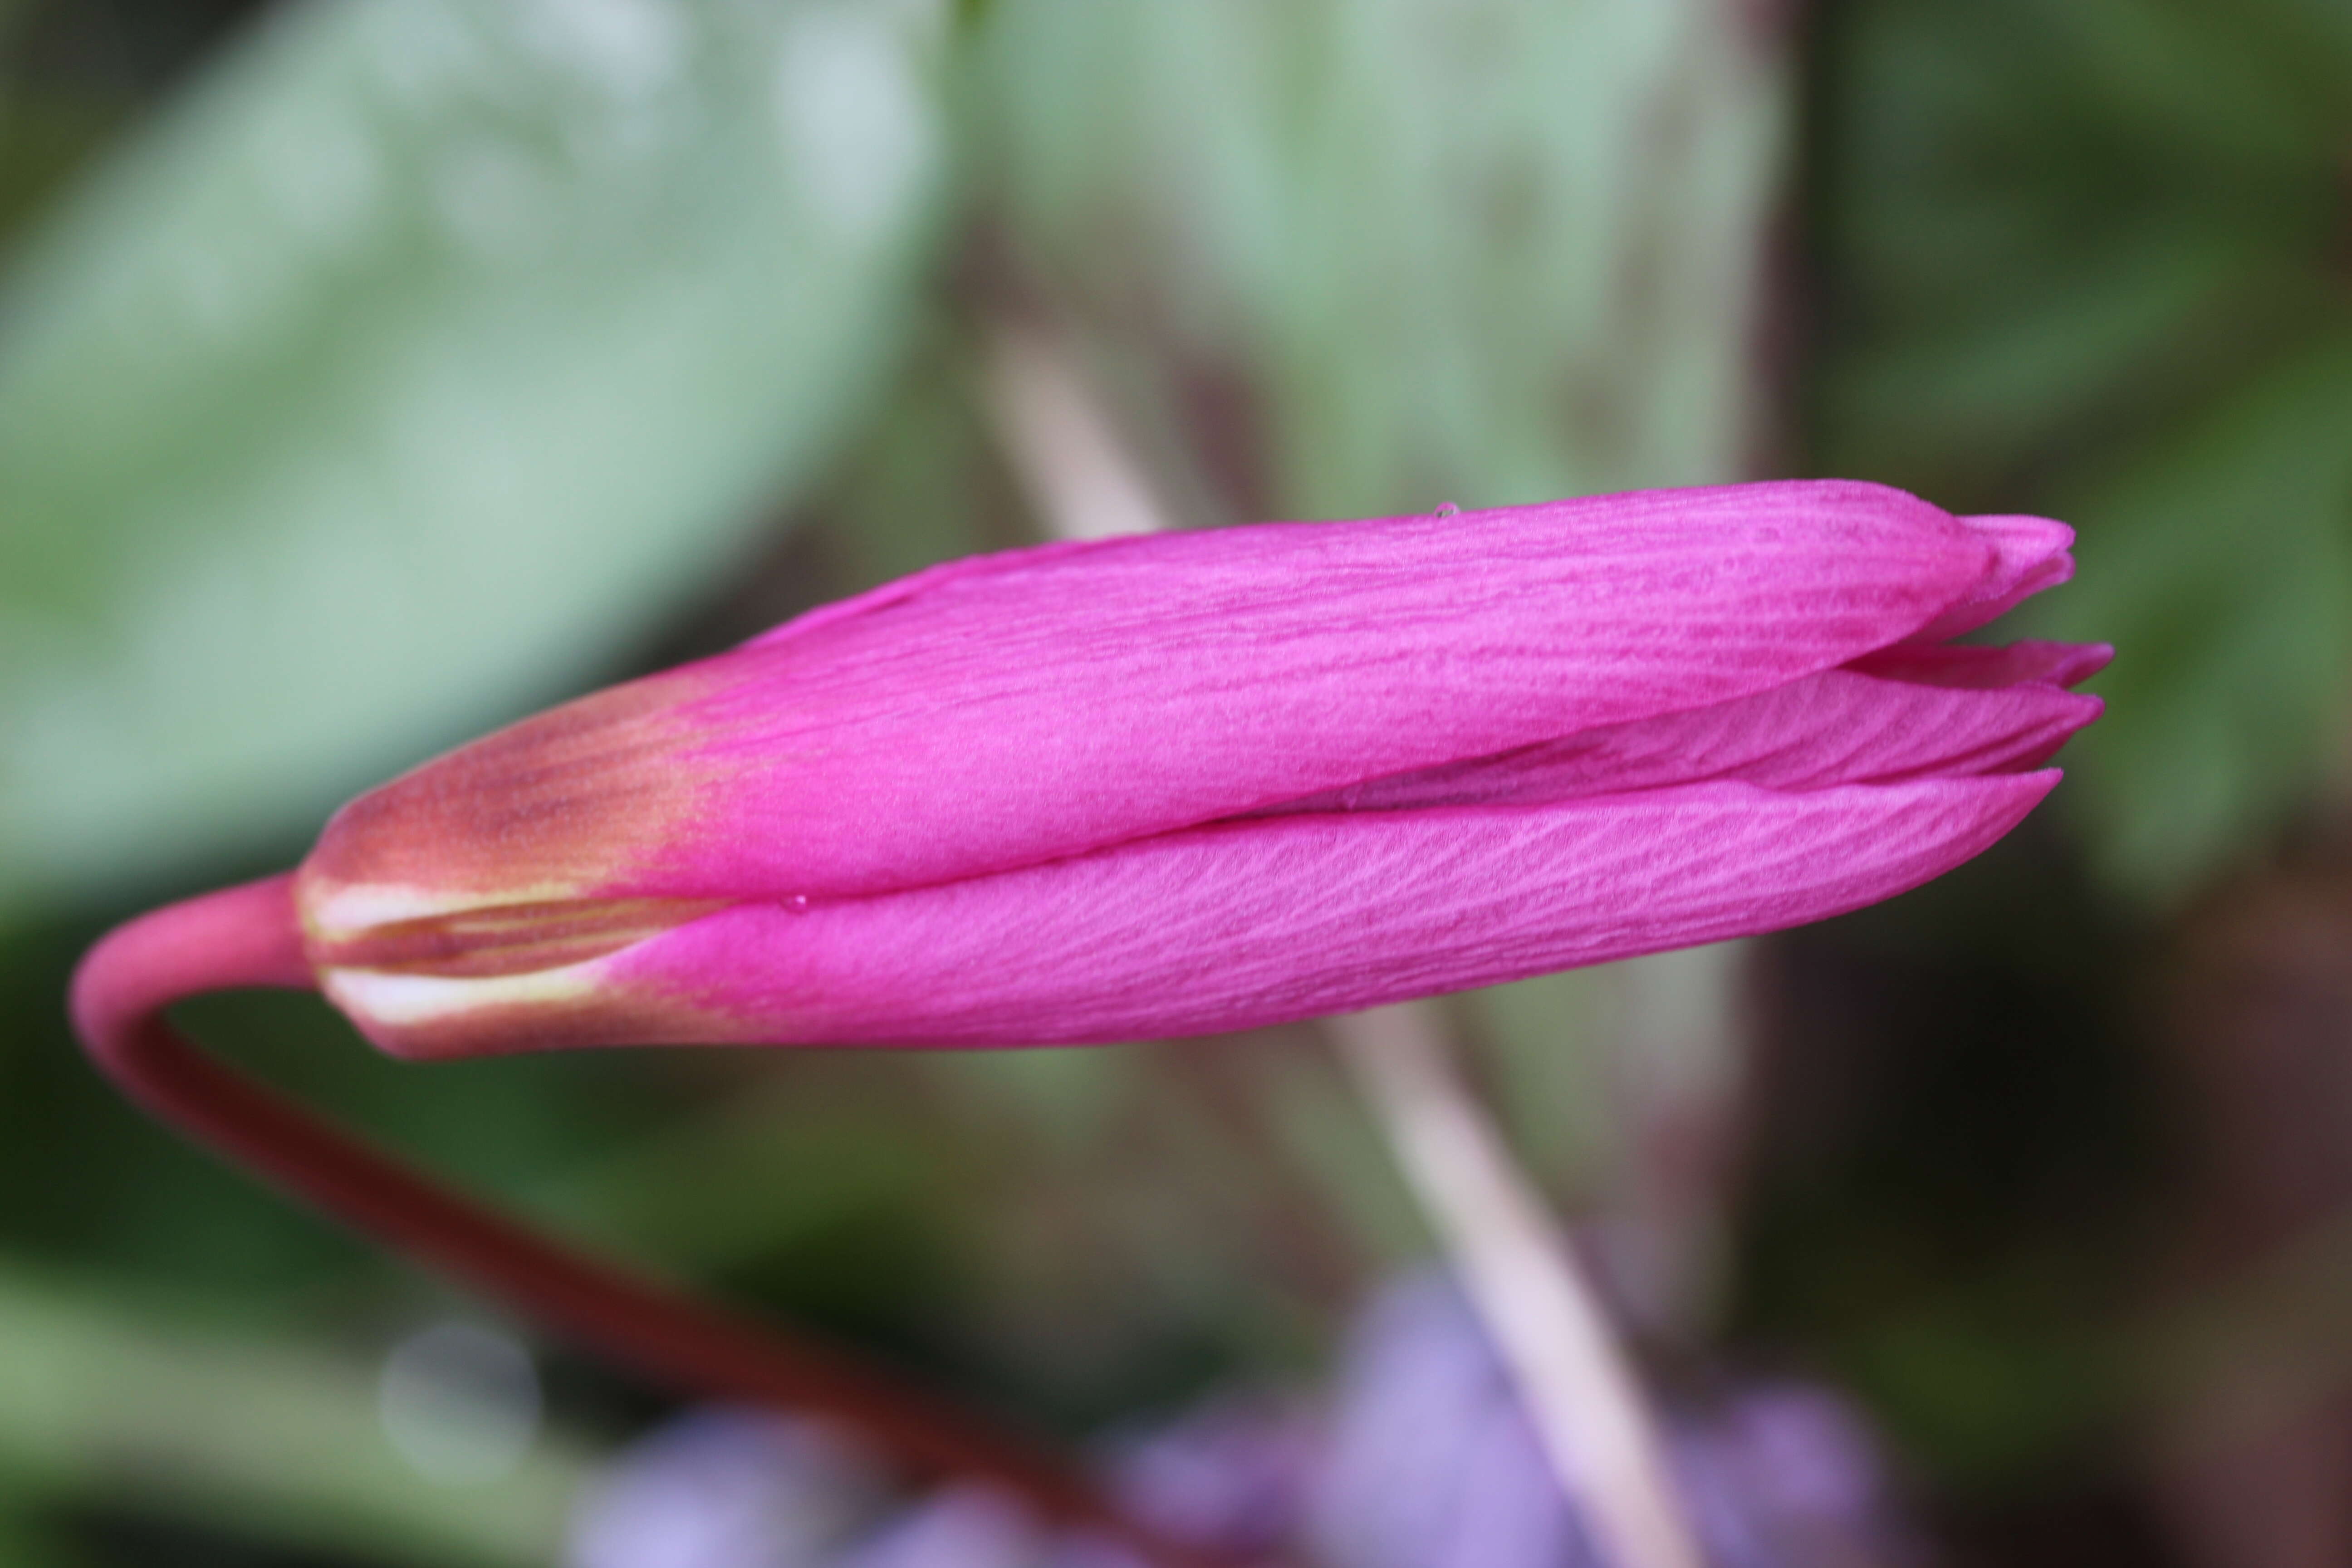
1261, 670, 2100, 812
1907, 515, 2076, 643
631, 774, 2056, 1049
665, 484, 1999, 902
321, 774, 2055, 1059
1852, 639, 2112, 690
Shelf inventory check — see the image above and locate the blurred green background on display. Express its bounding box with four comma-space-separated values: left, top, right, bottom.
2, 0, 2348, 1563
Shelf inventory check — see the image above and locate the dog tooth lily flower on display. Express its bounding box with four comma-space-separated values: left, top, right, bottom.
290, 480, 2103, 1061
70, 478, 2102, 1561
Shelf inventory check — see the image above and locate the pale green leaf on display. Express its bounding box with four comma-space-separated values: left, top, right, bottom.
0, 1267, 595, 1567
0, 0, 947, 908
974, 0, 1789, 517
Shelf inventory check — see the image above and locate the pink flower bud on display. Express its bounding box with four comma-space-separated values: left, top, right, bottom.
294, 481, 2102, 1060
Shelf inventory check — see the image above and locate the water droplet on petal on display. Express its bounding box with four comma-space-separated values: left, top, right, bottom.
1433, 502, 1461, 519
785, 894, 811, 914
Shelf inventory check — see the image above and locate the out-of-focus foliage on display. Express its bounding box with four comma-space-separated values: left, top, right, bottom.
0, 0, 946, 912
975, 0, 1787, 518
0, 1266, 591, 1567
1816, 0, 2352, 900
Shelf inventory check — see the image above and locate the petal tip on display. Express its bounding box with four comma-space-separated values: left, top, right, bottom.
2059, 643, 2115, 686
1911, 513, 2081, 643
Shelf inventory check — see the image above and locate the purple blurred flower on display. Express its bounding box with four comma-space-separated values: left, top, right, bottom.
821, 1485, 1146, 1568
567, 1410, 881, 1568
827, 1487, 1050, 1568
1103, 1394, 1319, 1556
1309, 1273, 1602, 1568
569, 1275, 1919, 1568
1672, 1384, 1920, 1568
1311, 1273, 1918, 1568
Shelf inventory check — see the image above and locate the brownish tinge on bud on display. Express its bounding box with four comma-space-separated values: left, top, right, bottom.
306, 897, 729, 981
296, 666, 725, 946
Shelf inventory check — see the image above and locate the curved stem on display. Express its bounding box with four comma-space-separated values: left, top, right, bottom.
70, 876, 1214, 1568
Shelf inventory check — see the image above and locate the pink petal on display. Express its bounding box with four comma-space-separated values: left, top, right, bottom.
1852, 639, 2112, 690
300, 482, 2009, 948
651, 774, 2053, 1048
630, 482, 1993, 901
1259, 670, 2098, 812
327, 773, 2055, 1058
1906, 515, 2076, 643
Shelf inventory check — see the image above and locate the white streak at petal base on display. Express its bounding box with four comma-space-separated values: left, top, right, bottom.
301, 879, 585, 941
321, 960, 602, 1033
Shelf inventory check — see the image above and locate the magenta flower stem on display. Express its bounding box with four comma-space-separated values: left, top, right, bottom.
69, 873, 1225, 1568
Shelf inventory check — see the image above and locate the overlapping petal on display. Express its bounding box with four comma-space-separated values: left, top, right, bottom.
1905, 514, 2077, 643
1852, 638, 2112, 690
303, 481, 1997, 935
293, 480, 2103, 1060
325, 774, 2057, 1059
1259, 670, 2098, 813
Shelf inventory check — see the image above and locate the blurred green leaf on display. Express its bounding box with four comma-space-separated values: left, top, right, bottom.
1818, 0, 2352, 898
0, 1266, 594, 1567
0, 1504, 70, 1568
1852, 1270, 2122, 1489
0, 86, 130, 250
2041, 340, 2352, 898
812, 316, 1024, 597
1464, 972, 1618, 1199
0, 0, 947, 911
975, 0, 1789, 517
534, 1067, 947, 1272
